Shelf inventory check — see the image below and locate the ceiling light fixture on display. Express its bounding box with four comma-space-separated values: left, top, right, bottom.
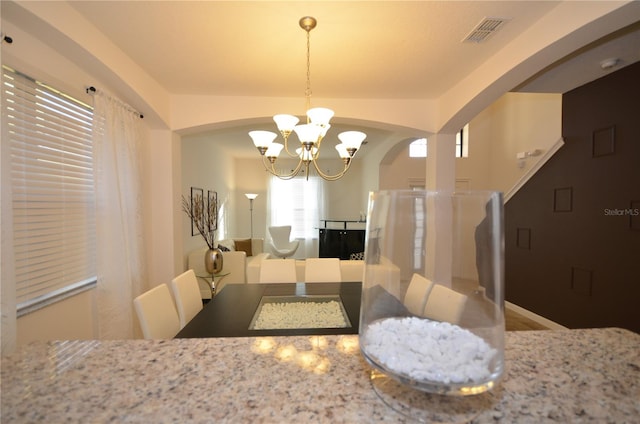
249, 16, 366, 181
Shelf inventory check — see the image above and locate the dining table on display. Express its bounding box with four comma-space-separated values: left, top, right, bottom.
175, 281, 362, 338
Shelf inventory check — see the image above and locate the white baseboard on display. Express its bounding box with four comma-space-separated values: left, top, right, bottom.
505, 301, 567, 330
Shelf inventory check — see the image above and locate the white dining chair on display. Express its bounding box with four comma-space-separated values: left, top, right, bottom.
259, 259, 298, 283
422, 284, 468, 324
170, 269, 203, 328
305, 257, 342, 283
403, 273, 434, 316
133, 284, 181, 339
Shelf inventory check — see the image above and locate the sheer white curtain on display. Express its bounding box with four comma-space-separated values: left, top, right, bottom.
1, 100, 17, 355
266, 175, 326, 258
92, 90, 147, 339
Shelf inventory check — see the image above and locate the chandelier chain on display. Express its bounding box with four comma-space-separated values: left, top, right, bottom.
305, 28, 312, 116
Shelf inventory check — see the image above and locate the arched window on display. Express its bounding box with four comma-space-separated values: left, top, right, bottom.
408, 124, 470, 158
409, 138, 427, 157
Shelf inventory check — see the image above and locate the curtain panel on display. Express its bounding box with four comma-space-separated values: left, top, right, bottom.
92, 90, 147, 339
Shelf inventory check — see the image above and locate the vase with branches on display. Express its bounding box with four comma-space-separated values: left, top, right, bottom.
182, 193, 223, 276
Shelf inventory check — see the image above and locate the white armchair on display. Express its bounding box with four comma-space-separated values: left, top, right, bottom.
267, 226, 299, 259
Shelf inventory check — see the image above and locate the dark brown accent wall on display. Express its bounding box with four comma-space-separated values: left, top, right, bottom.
505, 61, 640, 333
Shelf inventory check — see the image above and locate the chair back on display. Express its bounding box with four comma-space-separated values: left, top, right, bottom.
133, 284, 181, 339
305, 258, 342, 283
269, 225, 292, 245
259, 259, 297, 283
403, 273, 434, 316
423, 284, 468, 324
170, 269, 203, 328
268, 226, 300, 258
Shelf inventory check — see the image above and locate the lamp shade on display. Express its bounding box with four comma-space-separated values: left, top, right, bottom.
319, 124, 331, 139
245, 193, 258, 200
307, 107, 334, 126
273, 114, 299, 132
338, 131, 366, 150
335, 143, 350, 159
265, 142, 284, 158
293, 124, 323, 144
249, 130, 277, 149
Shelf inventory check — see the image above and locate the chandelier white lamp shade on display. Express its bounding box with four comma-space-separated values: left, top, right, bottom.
249, 130, 278, 155
273, 114, 300, 141
248, 16, 366, 182
338, 131, 367, 156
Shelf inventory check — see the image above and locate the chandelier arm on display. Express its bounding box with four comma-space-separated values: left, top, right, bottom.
310, 156, 352, 181
282, 135, 301, 158
311, 138, 323, 160
261, 154, 305, 180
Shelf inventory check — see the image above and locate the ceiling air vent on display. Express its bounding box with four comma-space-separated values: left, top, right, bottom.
463, 17, 509, 43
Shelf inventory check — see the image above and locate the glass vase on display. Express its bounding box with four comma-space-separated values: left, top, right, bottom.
359, 190, 504, 420
204, 247, 223, 275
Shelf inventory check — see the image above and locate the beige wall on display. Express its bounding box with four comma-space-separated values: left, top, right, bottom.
379, 146, 428, 190
180, 134, 236, 267
323, 160, 364, 220
380, 93, 562, 195
16, 291, 96, 345
479, 93, 562, 194
147, 129, 182, 291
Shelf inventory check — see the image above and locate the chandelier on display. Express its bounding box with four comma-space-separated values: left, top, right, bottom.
249, 16, 366, 181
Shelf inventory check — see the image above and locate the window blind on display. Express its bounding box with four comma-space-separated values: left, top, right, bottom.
2, 65, 96, 310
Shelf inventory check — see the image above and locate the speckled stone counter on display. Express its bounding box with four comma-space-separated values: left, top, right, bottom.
2, 328, 639, 423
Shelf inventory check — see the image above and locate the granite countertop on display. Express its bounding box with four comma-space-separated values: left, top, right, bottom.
2, 328, 639, 423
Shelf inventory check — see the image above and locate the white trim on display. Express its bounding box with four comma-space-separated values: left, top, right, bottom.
17, 278, 97, 317
506, 301, 567, 330
504, 137, 565, 203
407, 178, 425, 189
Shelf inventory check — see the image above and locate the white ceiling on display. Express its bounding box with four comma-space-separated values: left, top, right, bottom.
64, 1, 640, 157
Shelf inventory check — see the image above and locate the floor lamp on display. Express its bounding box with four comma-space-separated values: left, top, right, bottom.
245, 193, 258, 238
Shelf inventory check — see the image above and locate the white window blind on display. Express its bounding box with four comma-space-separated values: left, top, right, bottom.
2, 65, 96, 312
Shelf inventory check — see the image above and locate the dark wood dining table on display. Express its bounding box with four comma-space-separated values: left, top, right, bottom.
175, 282, 362, 338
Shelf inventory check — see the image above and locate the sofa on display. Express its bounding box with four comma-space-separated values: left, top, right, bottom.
188, 238, 269, 298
